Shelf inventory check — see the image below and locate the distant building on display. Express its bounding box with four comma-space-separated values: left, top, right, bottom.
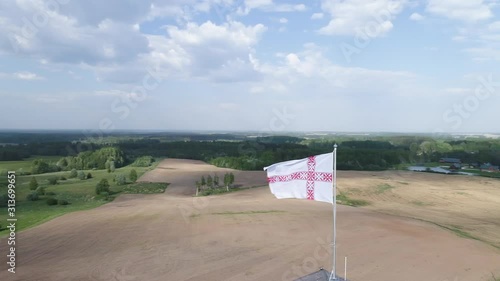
449, 163, 462, 170
439, 158, 461, 164
480, 163, 500, 172
469, 162, 481, 169
408, 166, 427, 172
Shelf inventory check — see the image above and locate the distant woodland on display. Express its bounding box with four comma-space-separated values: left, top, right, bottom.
1, 131, 499, 174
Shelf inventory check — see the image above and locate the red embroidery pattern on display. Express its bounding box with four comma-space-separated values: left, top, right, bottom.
267, 156, 333, 200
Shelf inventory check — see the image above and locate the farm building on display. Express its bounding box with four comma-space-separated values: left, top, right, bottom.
480, 163, 500, 172
439, 158, 461, 164
469, 162, 481, 169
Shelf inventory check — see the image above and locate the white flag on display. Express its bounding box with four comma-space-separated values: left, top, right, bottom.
263, 152, 334, 204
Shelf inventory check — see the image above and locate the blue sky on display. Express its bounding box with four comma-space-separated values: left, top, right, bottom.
1, 0, 500, 133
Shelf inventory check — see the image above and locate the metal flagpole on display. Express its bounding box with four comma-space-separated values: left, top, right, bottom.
344, 256, 347, 281
330, 144, 338, 280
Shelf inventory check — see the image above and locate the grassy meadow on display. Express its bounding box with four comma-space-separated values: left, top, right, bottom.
0, 156, 61, 172
0, 158, 165, 235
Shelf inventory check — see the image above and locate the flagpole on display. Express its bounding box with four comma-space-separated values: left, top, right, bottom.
330, 144, 338, 280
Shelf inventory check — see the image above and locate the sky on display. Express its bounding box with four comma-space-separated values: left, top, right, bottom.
1, 0, 500, 133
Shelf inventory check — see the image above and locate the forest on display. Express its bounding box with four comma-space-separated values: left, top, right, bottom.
1, 131, 499, 174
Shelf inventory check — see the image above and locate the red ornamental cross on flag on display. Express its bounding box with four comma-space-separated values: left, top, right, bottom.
267, 156, 333, 200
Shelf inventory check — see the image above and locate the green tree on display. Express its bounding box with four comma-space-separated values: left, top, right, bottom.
69, 168, 78, 178
29, 177, 38, 191
195, 181, 201, 196
74, 147, 126, 170
206, 175, 213, 189
105, 160, 115, 173
213, 174, 219, 187
229, 172, 235, 187
47, 176, 58, 185
31, 159, 50, 174
87, 172, 93, 179
46, 198, 58, 206
0, 194, 9, 207
131, 156, 154, 167
223, 173, 230, 191
109, 161, 116, 173
56, 157, 68, 169
435, 141, 453, 154
201, 176, 206, 189
115, 174, 127, 186
26, 192, 39, 201
419, 140, 437, 161
77, 170, 86, 180
95, 179, 110, 195
129, 169, 138, 182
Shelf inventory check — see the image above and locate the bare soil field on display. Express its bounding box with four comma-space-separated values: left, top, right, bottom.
338, 170, 500, 249
1, 159, 499, 281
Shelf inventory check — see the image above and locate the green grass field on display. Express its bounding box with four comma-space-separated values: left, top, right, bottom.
376, 183, 395, 194
0, 159, 165, 236
0, 156, 62, 173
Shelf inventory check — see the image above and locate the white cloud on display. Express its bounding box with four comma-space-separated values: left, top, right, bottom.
423, 46, 438, 51
0, 0, 237, 70
15, 71, 43, 80
452, 35, 467, 41
219, 102, 239, 110
445, 19, 500, 62
415, 2, 500, 62
0, 0, 269, 84
0, 71, 44, 80
156, 20, 267, 82
489, 21, 500, 32
244, 0, 273, 9
273, 4, 306, 12
426, 0, 493, 22
146, 0, 235, 22
36, 96, 64, 104
250, 44, 417, 96
318, 0, 407, 37
32, 93, 80, 104
94, 90, 129, 97
239, 44, 433, 133
56, 18, 267, 84
237, 0, 306, 15
167, 21, 265, 50
248, 82, 286, 94
311, 13, 324, 20
465, 46, 500, 62
279, 17, 288, 24
409, 12, 424, 21
0, 2, 150, 65
55, 0, 152, 25
444, 87, 473, 95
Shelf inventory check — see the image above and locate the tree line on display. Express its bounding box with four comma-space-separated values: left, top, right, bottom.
2, 132, 500, 173
195, 172, 235, 196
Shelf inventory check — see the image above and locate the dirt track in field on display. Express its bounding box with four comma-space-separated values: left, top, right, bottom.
1, 159, 500, 281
